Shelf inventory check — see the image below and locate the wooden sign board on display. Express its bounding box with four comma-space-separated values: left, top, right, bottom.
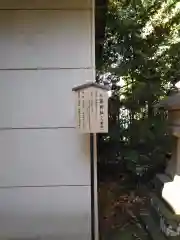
72, 83, 109, 133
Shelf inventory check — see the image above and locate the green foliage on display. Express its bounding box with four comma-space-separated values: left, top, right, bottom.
97, 0, 180, 179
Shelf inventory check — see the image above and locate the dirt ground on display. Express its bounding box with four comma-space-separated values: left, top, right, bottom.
98, 177, 150, 240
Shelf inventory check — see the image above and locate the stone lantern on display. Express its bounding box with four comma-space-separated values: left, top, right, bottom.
156, 91, 180, 215
140, 91, 180, 239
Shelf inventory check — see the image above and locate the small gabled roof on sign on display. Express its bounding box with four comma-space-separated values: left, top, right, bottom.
72, 82, 110, 92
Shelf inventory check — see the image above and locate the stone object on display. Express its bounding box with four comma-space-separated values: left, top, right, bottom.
156, 91, 180, 215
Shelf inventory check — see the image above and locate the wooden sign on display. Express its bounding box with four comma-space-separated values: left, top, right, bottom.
72, 82, 109, 133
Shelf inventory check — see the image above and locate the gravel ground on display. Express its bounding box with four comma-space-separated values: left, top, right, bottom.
98, 179, 150, 240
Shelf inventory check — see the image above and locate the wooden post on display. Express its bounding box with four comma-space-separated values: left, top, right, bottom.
90, 133, 95, 240
72, 82, 109, 239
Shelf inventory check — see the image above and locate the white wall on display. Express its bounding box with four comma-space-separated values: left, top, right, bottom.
0, 10, 92, 69
0, 0, 92, 10
0, 0, 94, 239
0, 186, 91, 240
0, 70, 92, 128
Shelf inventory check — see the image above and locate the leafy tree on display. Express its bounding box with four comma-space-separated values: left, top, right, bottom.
97, 0, 180, 180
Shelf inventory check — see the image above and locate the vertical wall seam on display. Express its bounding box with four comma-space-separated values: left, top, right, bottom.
90, 0, 96, 81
